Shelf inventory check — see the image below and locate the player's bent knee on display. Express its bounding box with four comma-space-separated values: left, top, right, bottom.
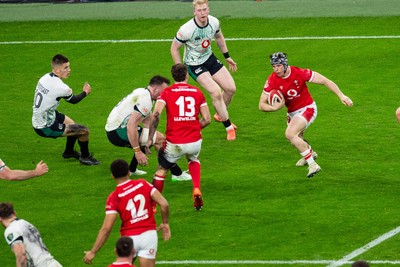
285, 131, 295, 141
157, 149, 175, 169
66, 124, 89, 136
208, 88, 223, 99
225, 85, 236, 95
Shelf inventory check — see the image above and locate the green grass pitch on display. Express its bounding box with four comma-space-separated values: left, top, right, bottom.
0, 1, 400, 266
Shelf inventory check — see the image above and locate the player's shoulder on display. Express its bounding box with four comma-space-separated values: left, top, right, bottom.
5, 219, 24, 233
208, 15, 219, 24
292, 65, 312, 73
131, 179, 153, 193
177, 18, 197, 40
132, 87, 147, 96
291, 66, 313, 78
179, 18, 196, 31
133, 88, 151, 102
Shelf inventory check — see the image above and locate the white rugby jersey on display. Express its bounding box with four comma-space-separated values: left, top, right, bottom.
32, 73, 73, 129
174, 15, 220, 66
4, 219, 62, 267
105, 88, 153, 132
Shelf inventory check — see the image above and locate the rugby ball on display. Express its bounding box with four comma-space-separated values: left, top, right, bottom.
267, 89, 284, 106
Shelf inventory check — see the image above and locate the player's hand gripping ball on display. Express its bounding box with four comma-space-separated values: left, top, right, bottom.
267, 89, 285, 109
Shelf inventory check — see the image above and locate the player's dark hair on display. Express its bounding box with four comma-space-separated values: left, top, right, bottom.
171, 63, 188, 82
52, 54, 69, 67
110, 159, 130, 179
0, 202, 14, 219
149, 75, 170, 86
115, 236, 134, 257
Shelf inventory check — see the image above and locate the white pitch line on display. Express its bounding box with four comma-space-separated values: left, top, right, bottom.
1, 35, 400, 45
156, 260, 335, 265
155, 260, 400, 265
326, 225, 400, 267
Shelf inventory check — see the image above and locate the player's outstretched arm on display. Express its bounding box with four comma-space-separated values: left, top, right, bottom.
83, 214, 117, 265
83, 82, 91, 95
311, 72, 353, 107
0, 161, 48, 181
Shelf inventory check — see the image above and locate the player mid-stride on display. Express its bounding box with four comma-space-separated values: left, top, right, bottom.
171, 0, 237, 141
259, 52, 353, 178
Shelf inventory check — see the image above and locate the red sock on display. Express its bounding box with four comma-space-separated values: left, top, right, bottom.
152, 175, 165, 193
188, 160, 201, 189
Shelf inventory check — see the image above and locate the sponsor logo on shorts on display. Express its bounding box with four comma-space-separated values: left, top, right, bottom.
148, 248, 155, 255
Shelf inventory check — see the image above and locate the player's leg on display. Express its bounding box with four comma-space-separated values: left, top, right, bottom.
138, 258, 156, 267
197, 72, 229, 120
286, 116, 320, 177
212, 66, 236, 108
152, 142, 181, 194
196, 73, 236, 140
185, 140, 203, 210
189, 159, 202, 211
152, 130, 188, 179
64, 123, 99, 165
33, 113, 77, 160
54, 113, 79, 159
286, 117, 310, 157
295, 132, 318, 167
184, 140, 202, 189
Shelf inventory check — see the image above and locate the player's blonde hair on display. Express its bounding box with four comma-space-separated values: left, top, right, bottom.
193, 0, 208, 8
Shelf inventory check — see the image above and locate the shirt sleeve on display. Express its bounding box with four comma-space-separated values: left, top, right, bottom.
4, 226, 23, 247
134, 97, 152, 118
263, 76, 275, 93
301, 68, 314, 82
105, 192, 118, 214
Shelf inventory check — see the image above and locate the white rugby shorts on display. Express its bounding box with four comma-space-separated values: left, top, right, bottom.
164, 139, 202, 163
130, 230, 158, 259
287, 102, 317, 129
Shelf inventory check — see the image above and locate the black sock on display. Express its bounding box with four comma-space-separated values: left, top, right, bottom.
78, 140, 90, 158
222, 119, 232, 128
129, 156, 138, 173
170, 164, 182, 176
64, 136, 77, 154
